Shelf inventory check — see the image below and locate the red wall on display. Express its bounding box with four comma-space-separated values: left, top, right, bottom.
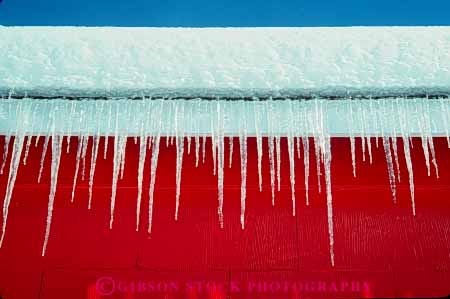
0, 136, 449, 298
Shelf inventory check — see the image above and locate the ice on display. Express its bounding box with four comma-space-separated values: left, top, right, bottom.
216, 101, 225, 227
80, 135, 89, 181
439, 98, 450, 147
314, 136, 322, 193
37, 136, 50, 183
254, 101, 263, 192
1, 95, 449, 265
174, 101, 185, 221
229, 136, 234, 168
0, 135, 24, 247
287, 101, 296, 216
323, 135, 335, 267
383, 137, 397, 204
347, 99, 357, 177
88, 135, 100, 209
136, 134, 147, 231
275, 135, 281, 192
267, 100, 276, 206
109, 103, 122, 229
22, 135, 33, 165
148, 100, 164, 234
42, 134, 63, 256
71, 136, 83, 203
195, 135, 200, 167
239, 127, 247, 230
1, 136, 11, 175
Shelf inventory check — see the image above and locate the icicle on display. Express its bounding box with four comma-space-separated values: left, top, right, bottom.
268, 136, 276, 206
0, 135, 25, 248
0, 136, 11, 175
22, 135, 33, 165
87, 136, 100, 209
42, 134, 63, 256
37, 136, 50, 183
254, 102, 263, 192
216, 101, 225, 228
71, 136, 83, 202
439, 98, 450, 147
266, 99, 276, 206
402, 136, 416, 215
135, 135, 147, 231
228, 136, 234, 168
104, 103, 113, 159
391, 137, 401, 182
287, 101, 296, 216
66, 101, 76, 154
109, 103, 121, 229
195, 135, 200, 167
323, 136, 335, 267
119, 138, 127, 180
148, 100, 163, 234
424, 100, 439, 178
202, 135, 206, 164
356, 101, 367, 163
367, 136, 373, 164
275, 135, 281, 192
239, 128, 247, 230
80, 135, 89, 181
210, 103, 217, 176
314, 137, 322, 193
302, 137, 310, 206
174, 102, 185, 221
383, 137, 397, 204
347, 99, 356, 177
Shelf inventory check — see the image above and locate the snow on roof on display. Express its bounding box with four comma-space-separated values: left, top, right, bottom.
0, 26, 449, 98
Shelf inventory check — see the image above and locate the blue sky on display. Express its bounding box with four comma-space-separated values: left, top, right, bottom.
0, 0, 449, 27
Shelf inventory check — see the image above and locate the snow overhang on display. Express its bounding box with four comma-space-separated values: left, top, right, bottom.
0, 26, 449, 99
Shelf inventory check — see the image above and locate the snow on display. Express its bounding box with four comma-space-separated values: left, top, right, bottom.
0, 27, 450, 98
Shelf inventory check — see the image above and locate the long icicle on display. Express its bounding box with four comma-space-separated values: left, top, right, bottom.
135, 134, 147, 231
148, 100, 163, 235
0, 135, 25, 248
42, 134, 63, 256
174, 102, 185, 221
239, 127, 247, 230
217, 101, 225, 228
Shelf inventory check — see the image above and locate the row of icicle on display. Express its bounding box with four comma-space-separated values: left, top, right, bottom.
1, 97, 449, 266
